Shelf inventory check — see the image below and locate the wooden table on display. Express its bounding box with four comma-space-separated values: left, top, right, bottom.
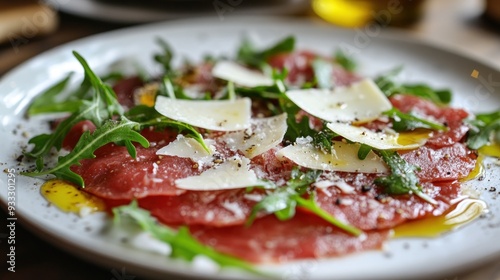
1, 0, 499, 279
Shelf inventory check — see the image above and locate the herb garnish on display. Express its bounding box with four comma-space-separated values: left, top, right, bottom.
26, 73, 83, 116
237, 36, 295, 69
24, 51, 209, 182
279, 94, 341, 155
24, 118, 149, 186
334, 49, 357, 72
25, 51, 125, 169
466, 111, 500, 149
311, 128, 338, 154
375, 66, 452, 105
383, 108, 447, 132
374, 150, 437, 205
154, 38, 175, 74
247, 168, 363, 236
136, 118, 210, 154
113, 201, 264, 276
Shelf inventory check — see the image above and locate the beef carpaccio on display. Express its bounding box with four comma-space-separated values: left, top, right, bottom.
24, 37, 493, 272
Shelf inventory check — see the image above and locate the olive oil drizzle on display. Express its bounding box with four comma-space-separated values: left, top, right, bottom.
41, 179, 105, 214
393, 198, 487, 238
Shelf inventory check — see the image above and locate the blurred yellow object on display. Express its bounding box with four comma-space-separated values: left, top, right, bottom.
312, 0, 426, 28
0, 1, 58, 45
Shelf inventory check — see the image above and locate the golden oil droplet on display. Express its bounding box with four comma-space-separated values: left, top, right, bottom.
397, 128, 433, 146
479, 143, 500, 158
463, 143, 500, 182
41, 179, 105, 214
393, 198, 487, 238
462, 154, 485, 182
134, 82, 159, 107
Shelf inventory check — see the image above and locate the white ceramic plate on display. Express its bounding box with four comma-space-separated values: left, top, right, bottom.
46, 0, 309, 24
1, 17, 500, 280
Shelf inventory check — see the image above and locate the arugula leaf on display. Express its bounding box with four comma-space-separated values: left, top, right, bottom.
249, 187, 298, 222
294, 194, 362, 235
287, 167, 321, 194
126, 105, 210, 153
475, 111, 500, 124
401, 84, 452, 105
279, 95, 316, 142
25, 98, 101, 170
271, 67, 339, 152
312, 59, 333, 89
375, 66, 404, 96
279, 95, 339, 154
100, 72, 126, 83
357, 144, 372, 160
28, 100, 84, 116
73, 51, 124, 118
235, 85, 282, 100
334, 49, 357, 72
237, 36, 295, 68
23, 118, 149, 186
383, 108, 447, 132
375, 67, 452, 105
27, 73, 75, 116
247, 168, 362, 236
154, 37, 174, 74
374, 150, 437, 205
140, 117, 210, 154
113, 201, 263, 276
263, 66, 319, 143
26, 70, 105, 116
157, 76, 210, 101
246, 169, 317, 224
234, 69, 288, 102
467, 111, 500, 149
72, 73, 92, 101
25, 52, 127, 167
311, 128, 338, 154
124, 104, 160, 122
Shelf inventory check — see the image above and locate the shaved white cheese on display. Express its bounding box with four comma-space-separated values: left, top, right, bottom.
175, 156, 262, 191
313, 178, 355, 194
313, 180, 336, 189
156, 135, 214, 161
155, 95, 251, 131
327, 122, 424, 150
285, 79, 392, 123
221, 113, 287, 158
277, 141, 388, 173
221, 201, 245, 219
212, 60, 274, 87
243, 193, 264, 202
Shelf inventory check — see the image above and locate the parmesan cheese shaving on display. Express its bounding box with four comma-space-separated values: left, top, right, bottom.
221, 113, 287, 158
277, 140, 388, 173
326, 122, 424, 150
285, 79, 392, 124
175, 156, 262, 191
156, 135, 214, 161
212, 60, 274, 87
155, 95, 251, 131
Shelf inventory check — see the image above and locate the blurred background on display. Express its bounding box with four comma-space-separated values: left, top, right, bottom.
1, 0, 499, 77
1, 0, 500, 279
